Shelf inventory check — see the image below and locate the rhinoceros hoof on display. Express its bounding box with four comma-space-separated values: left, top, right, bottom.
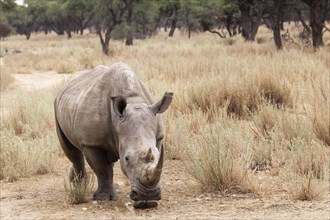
93, 192, 117, 201
133, 200, 158, 209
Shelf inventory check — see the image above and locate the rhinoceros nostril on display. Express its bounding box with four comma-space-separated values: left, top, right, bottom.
130, 190, 139, 200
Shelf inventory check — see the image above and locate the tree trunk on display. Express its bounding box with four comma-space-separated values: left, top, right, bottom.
126, 29, 133, 45
239, 0, 263, 41
188, 24, 192, 39
273, 0, 283, 50
25, 31, 31, 40
66, 29, 72, 39
295, 8, 311, 32
302, 0, 328, 48
125, 0, 133, 46
168, 10, 177, 37
309, 0, 325, 48
225, 16, 233, 37
97, 26, 112, 56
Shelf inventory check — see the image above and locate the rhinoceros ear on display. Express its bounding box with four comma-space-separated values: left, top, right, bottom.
111, 96, 127, 117
149, 92, 173, 115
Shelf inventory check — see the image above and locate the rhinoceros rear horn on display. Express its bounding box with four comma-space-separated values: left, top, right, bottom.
111, 96, 127, 117
149, 92, 173, 115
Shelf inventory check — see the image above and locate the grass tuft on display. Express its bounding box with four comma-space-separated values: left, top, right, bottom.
64, 171, 95, 204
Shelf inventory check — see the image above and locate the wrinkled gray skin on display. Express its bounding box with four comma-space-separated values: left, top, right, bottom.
54, 62, 173, 207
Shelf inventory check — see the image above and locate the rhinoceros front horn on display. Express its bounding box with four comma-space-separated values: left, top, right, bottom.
146, 145, 164, 185
155, 144, 164, 173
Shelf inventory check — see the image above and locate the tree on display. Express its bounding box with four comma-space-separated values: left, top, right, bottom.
0, 0, 16, 19
125, 0, 133, 45
237, 0, 265, 41
261, 0, 286, 49
195, 0, 225, 38
0, 0, 16, 39
220, 0, 241, 37
92, 0, 129, 55
301, 0, 330, 48
66, 0, 94, 35
45, 0, 73, 37
11, 2, 45, 40
271, 0, 284, 49
178, 0, 200, 38
132, 0, 159, 39
0, 22, 12, 40
159, 0, 180, 37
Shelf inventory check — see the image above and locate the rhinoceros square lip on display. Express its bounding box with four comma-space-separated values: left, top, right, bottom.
133, 200, 158, 209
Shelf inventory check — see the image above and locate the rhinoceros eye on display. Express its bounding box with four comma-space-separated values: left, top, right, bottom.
125, 155, 129, 163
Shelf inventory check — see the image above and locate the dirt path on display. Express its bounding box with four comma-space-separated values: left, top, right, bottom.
11, 72, 70, 92
1, 72, 329, 219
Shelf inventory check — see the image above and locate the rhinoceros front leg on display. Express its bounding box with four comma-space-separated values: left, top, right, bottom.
83, 147, 117, 201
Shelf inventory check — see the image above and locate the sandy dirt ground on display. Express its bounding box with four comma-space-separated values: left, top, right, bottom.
1, 72, 329, 219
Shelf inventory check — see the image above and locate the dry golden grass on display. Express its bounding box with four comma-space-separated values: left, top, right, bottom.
0, 92, 59, 181
64, 171, 95, 204
0, 65, 14, 90
0, 24, 329, 200
184, 118, 255, 194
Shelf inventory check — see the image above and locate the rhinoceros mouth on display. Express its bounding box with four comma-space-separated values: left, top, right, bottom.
130, 182, 161, 204
133, 200, 158, 209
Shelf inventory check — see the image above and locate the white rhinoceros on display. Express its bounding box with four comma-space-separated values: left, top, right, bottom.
54, 62, 173, 208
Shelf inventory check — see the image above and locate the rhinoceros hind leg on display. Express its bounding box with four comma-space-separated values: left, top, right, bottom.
55, 120, 86, 182
83, 147, 117, 201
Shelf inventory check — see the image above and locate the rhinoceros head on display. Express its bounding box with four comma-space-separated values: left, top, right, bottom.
111, 92, 173, 205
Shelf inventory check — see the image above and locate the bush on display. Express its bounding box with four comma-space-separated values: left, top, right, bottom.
0, 22, 13, 39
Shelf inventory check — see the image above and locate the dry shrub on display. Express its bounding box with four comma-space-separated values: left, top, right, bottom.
185, 77, 261, 120
313, 107, 330, 146
3, 93, 54, 139
256, 37, 268, 44
288, 139, 327, 180
57, 60, 76, 74
163, 114, 191, 160
286, 173, 323, 201
183, 69, 293, 120
64, 171, 95, 204
258, 73, 293, 108
253, 105, 277, 138
78, 53, 95, 69
251, 105, 321, 172
311, 76, 330, 146
283, 139, 328, 200
184, 120, 255, 194
0, 130, 57, 182
254, 106, 315, 143
249, 138, 274, 172
222, 38, 236, 46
